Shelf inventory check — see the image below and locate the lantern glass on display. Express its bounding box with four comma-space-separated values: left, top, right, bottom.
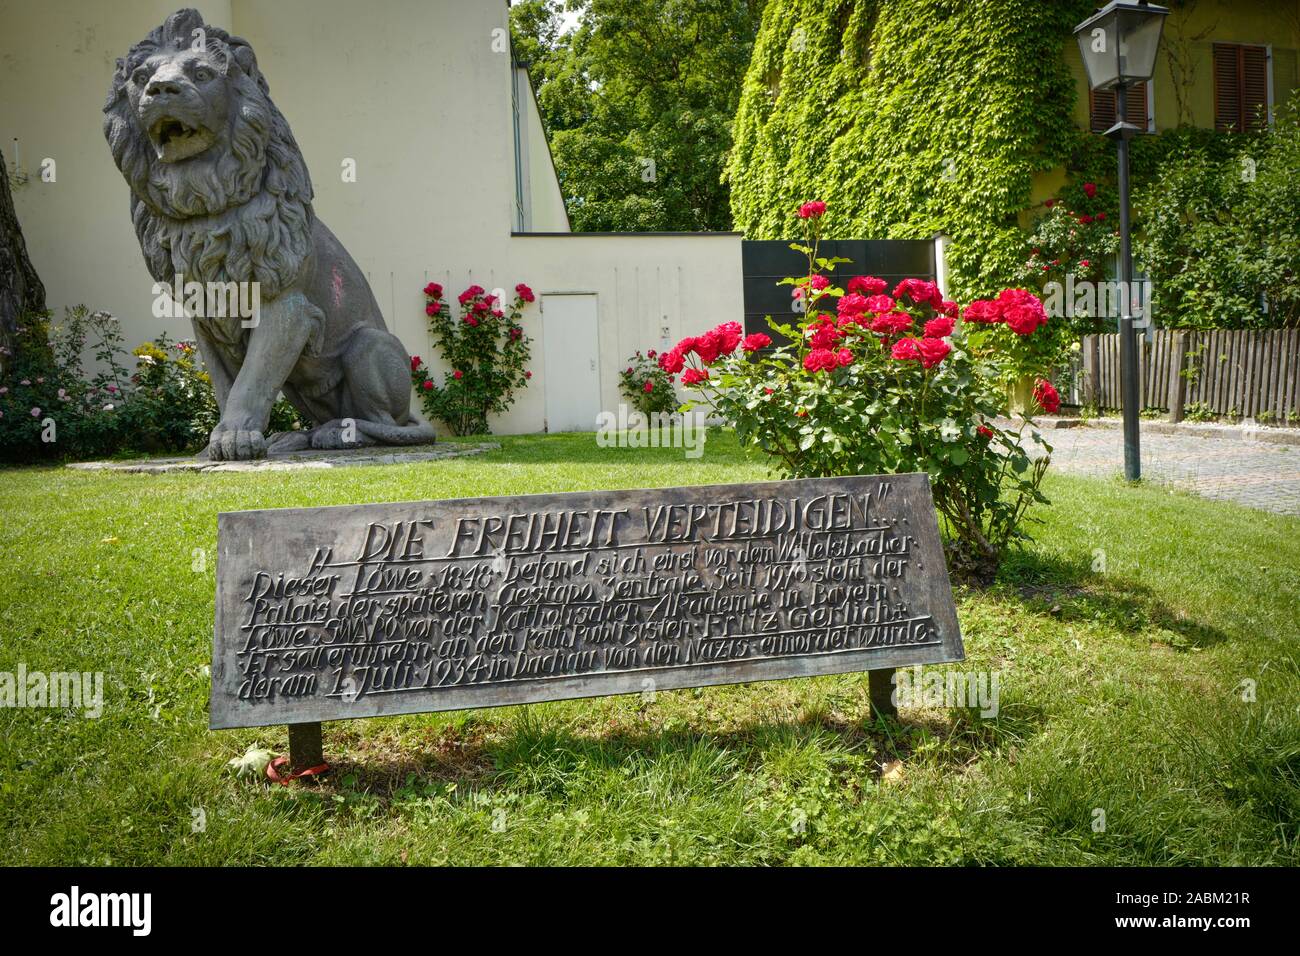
1074, 2, 1168, 91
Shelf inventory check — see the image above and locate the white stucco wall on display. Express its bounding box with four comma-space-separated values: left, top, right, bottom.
1, 0, 742, 436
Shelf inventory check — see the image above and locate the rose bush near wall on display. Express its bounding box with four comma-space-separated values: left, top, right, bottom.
619, 350, 679, 418
1019, 183, 1121, 338
411, 282, 535, 436
661, 203, 1056, 584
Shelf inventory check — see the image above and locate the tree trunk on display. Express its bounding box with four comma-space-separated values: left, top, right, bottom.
0, 152, 47, 375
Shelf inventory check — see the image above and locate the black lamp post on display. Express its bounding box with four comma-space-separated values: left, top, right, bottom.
1074, 0, 1168, 482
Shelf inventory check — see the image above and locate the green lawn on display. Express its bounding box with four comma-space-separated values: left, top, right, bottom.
1, 432, 1296, 865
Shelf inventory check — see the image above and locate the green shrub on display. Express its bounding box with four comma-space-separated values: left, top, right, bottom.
0, 308, 306, 462
618, 350, 679, 417
1136, 110, 1300, 329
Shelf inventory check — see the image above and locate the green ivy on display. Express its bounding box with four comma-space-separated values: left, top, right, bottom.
727, 0, 1096, 299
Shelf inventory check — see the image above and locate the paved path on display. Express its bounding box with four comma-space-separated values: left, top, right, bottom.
1025, 424, 1300, 516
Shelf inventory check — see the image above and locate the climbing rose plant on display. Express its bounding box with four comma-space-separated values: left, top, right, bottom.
665, 202, 1056, 584
411, 282, 534, 436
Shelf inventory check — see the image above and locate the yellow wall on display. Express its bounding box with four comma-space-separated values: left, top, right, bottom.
1065, 0, 1300, 133
0, 0, 743, 436
1030, 1, 1300, 209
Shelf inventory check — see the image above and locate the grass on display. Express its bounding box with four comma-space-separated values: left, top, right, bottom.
0, 431, 1297, 865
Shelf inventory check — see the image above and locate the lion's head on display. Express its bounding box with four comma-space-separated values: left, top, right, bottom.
104, 8, 314, 297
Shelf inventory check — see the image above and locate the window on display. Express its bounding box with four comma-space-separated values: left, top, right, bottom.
1213, 43, 1270, 132
1089, 82, 1151, 134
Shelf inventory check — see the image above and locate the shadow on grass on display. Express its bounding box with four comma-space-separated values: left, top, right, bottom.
299, 688, 1049, 805
990, 545, 1231, 651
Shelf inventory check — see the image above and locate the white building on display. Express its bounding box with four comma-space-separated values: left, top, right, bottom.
0, 0, 743, 434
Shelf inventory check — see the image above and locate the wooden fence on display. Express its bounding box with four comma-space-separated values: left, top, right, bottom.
1077, 328, 1300, 422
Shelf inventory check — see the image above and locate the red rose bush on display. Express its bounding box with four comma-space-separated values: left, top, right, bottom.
665, 204, 1055, 583
411, 282, 534, 436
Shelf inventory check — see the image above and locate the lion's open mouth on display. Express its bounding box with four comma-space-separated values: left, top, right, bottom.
148, 116, 216, 162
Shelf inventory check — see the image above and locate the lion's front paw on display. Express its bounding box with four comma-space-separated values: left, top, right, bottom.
208, 423, 267, 461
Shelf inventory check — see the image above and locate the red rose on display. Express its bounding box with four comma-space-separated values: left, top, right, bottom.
923, 316, 955, 338
682, 367, 710, 386
643, 380, 654, 393
977, 425, 993, 439
1044, 199, 1056, 208
963, 299, 1001, 324
659, 349, 686, 374
837, 293, 871, 317
423, 282, 443, 298
892, 278, 940, 307
453, 370, 463, 380
741, 333, 771, 352
647, 349, 657, 359
836, 348, 854, 367
1082, 182, 1097, 199
1079, 214, 1094, 225
891, 338, 921, 362
694, 332, 725, 365
939, 300, 959, 317
864, 294, 896, 314
917, 337, 950, 368
798, 200, 827, 219
764, 387, 775, 394
803, 348, 838, 373
525, 371, 532, 379
425, 303, 439, 316
1096, 212, 1106, 221
1033, 378, 1061, 414
422, 379, 433, 391
713, 321, 743, 355
870, 311, 913, 335
996, 288, 1047, 335
809, 320, 842, 350
410, 355, 422, 370
847, 275, 887, 296
515, 283, 535, 303
809, 274, 830, 291
626, 366, 633, 374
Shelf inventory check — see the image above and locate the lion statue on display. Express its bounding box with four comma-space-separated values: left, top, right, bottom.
104, 8, 435, 460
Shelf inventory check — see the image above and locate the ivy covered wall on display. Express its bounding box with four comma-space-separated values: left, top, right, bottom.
727, 0, 1095, 299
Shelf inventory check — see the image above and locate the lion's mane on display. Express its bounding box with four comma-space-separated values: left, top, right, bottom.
103, 9, 314, 299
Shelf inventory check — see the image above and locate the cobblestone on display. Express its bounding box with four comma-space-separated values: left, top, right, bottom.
1025, 423, 1300, 516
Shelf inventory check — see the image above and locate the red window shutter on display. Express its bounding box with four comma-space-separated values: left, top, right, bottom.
1089, 82, 1147, 134
1090, 88, 1116, 133
1215, 43, 1270, 132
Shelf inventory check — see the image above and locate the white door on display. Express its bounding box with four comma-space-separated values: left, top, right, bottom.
541, 294, 602, 432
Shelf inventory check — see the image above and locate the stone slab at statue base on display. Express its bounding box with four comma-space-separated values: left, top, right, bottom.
67, 441, 496, 475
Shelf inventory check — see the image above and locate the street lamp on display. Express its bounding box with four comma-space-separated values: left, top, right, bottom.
1074, 0, 1168, 482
